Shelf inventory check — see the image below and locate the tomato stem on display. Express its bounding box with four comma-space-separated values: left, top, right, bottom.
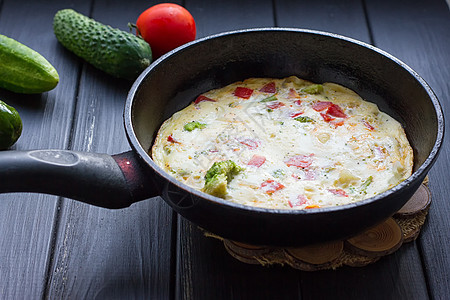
127, 22, 142, 37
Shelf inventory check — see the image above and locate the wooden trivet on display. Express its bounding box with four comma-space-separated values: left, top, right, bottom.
215, 183, 431, 271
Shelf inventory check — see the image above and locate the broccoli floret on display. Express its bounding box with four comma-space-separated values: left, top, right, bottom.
203, 160, 242, 198
301, 84, 324, 94
203, 173, 228, 198
205, 160, 242, 183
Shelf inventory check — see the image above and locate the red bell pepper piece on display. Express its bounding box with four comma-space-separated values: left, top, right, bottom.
167, 135, 179, 143
247, 155, 266, 167
291, 169, 316, 180
194, 95, 216, 104
233, 87, 254, 99
312, 101, 333, 111
289, 88, 300, 99
330, 119, 345, 128
266, 101, 285, 109
328, 189, 349, 197
285, 154, 314, 168
326, 104, 347, 118
259, 82, 276, 93
239, 138, 260, 149
320, 112, 335, 122
288, 195, 308, 208
363, 120, 375, 131
289, 111, 304, 118
260, 179, 285, 195
315, 102, 347, 126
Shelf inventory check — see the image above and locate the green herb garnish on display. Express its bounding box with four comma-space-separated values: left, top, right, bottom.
260, 95, 278, 102
184, 121, 206, 131
273, 169, 285, 178
301, 84, 324, 94
361, 176, 373, 190
294, 116, 315, 123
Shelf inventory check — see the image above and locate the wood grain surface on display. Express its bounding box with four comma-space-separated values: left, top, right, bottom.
0, 0, 448, 299
43, 1, 175, 298
365, 1, 450, 298
0, 0, 87, 298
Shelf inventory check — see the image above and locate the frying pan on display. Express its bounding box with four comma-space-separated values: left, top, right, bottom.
0, 28, 444, 246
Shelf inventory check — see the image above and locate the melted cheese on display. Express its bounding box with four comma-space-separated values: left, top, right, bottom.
152, 76, 413, 210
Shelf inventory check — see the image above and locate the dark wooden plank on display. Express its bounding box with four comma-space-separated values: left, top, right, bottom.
297, 243, 428, 299
276, 0, 371, 43
176, 1, 305, 299
276, 1, 436, 299
0, 0, 89, 298
272, 1, 430, 299
365, 0, 450, 298
46, 198, 173, 299
188, 0, 275, 37
177, 222, 304, 300
45, 1, 175, 298
176, 0, 437, 299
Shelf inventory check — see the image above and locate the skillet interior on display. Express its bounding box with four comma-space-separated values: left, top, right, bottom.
127, 28, 443, 246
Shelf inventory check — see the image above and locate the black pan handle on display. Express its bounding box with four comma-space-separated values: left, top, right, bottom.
0, 149, 159, 208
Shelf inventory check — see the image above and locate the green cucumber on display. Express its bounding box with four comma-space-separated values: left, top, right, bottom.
0, 35, 59, 94
53, 9, 152, 80
0, 100, 22, 149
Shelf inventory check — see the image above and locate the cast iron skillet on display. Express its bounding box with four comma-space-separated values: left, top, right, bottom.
0, 28, 444, 246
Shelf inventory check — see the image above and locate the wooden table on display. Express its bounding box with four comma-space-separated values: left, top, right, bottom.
1, 0, 449, 299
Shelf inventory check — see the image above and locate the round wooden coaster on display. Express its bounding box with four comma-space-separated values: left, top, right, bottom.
395, 184, 431, 218
285, 241, 344, 265
284, 241, 344, 271
345, 217, 404, 258
219, 183, 431, 271
224, 240, 273, 257
223, 242, 263, 265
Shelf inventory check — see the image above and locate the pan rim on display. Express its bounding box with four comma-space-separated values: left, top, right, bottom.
125, 27, 445, 216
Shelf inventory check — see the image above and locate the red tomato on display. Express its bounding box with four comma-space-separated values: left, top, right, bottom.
136, 3, 196, 58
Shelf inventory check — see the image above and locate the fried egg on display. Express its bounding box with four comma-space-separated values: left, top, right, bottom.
151, 76, 413, 210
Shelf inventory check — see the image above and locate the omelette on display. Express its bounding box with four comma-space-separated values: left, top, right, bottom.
151, 76, 413, 210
